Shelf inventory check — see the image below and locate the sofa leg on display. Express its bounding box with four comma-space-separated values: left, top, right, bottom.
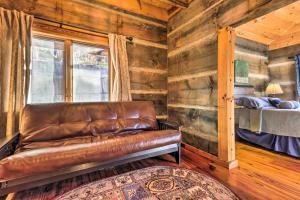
174, 144, 181, 164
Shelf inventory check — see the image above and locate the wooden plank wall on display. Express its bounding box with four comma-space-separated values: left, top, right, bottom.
127, 43, 168, 118
167, 0, 297, 155
167, 0, 218, 155
235, 37, 269, 96
0, 0, 168, 118
0, 0, 167, 44
268, 44, 300, 100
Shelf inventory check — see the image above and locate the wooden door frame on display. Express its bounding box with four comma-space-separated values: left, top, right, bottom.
217, 27, 238, 169
215, 1, 300, 170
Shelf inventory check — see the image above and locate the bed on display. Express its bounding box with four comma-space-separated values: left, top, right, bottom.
235, 97, 300, 158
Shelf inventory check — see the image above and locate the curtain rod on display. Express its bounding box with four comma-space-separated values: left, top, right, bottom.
35, 16, 134, 42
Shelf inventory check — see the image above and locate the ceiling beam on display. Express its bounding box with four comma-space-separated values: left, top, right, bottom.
159, 0, 189, 8
168, 6, 182, 18
92, 0, 169, 22
74, 0, 167, 27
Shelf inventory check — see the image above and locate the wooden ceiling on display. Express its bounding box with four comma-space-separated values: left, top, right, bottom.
95, 0, 191, 22
236, 0, 300, 50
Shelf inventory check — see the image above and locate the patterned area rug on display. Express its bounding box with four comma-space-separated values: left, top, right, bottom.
55, 166, 239, 200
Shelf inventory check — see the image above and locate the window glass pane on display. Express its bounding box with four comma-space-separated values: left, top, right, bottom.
28, 37, 65, 103
73, 43, 109, 102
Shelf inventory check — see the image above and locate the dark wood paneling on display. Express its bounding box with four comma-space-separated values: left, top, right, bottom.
130, 71, 167, 90
168, 37, 217, 76
168, 75, 217, 106
167, 107, 217, 138
127, 42, 167, 116
235, 37, 269, 96
132, 94, 167, 116
168, 14, 218, 52
275, 85, 297, 100
182, 132, 218, 155
248, 77, 268, 94
269, 44, 300, 100
236, 36, 269, 53
168, 107, 217, 154
269, 44, 300, 59
269, 66, 296, 82
127, 43, 167, 70
168, 0, 220, 33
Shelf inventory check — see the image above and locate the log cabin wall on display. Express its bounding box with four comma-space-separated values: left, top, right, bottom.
167, 0, 297, 155
167, 0, 218, 155
127, 43, 168, 118
268, 44, 300, 100
0, 0, 168, 119
235, 37, 269, 97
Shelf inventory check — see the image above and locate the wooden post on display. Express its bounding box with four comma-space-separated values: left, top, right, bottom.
217, 27, 238, 169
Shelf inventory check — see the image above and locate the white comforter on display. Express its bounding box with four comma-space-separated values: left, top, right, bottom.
239, 107, 300, 138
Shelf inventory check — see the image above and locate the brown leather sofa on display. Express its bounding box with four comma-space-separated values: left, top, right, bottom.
0, 101, 181, 195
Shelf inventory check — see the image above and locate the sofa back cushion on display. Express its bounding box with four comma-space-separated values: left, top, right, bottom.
20, 101, 158, 145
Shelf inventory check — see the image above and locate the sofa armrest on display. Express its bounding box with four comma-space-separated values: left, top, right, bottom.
157, 120, 182, 131
0, 133, 20, 160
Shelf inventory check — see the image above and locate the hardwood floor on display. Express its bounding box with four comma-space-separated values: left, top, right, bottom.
183, 142, 300, 200
233, 143, 300, 200
4, 142, 300, 200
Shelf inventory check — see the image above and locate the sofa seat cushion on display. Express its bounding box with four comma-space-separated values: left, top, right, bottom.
0, 130, 181, 180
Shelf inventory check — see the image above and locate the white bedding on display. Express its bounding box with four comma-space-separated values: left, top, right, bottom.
239, 107, 300, 138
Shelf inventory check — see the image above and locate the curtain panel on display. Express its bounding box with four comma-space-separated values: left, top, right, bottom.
108, 34, 132, 102
295, 55, 300, 100
0, 8, 33, 137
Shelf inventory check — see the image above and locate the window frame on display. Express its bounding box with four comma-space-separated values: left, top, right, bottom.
32, 25, 110, 103
71, 41, 110, 102
30, 36, 66, 104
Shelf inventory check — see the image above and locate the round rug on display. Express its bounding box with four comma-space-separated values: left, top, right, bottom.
55, 166, 239, 200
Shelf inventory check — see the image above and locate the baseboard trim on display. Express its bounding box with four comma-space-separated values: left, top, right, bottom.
182, 142, 238, 170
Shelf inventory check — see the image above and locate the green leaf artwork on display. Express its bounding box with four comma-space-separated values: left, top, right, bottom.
234, 60, 249, 84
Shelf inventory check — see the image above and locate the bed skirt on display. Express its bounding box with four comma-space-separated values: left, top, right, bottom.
236, 128, 300, 158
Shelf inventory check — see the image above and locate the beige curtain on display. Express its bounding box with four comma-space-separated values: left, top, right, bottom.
108, 34, 132, 101
0, 8, 33, 137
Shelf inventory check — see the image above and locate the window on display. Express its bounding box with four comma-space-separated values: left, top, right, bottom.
73, 43, 109, 102
29, 36, 109, 104
29, 37, 65, 103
